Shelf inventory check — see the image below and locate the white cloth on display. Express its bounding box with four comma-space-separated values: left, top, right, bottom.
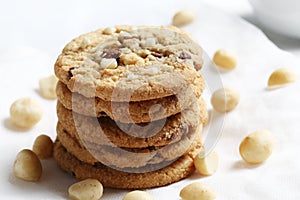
0, 0, 299, 199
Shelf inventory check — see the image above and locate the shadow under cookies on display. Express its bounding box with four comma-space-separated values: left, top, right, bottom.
8, 159, 74, 199
3, 118, 32, 133
231, 160, 261, 170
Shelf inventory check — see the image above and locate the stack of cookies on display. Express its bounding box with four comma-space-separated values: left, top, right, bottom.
53, 25, 208, 189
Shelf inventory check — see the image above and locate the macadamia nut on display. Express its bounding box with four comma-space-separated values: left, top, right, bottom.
33, 134, 53, 159
239, 130, 275, 164
180, 182, 216, 200
122, 190, 155, 200
39, 75, 58, 99
103, 27, 116, 35
213, 49, 237, 70
268, 68, 298, 87
120, 53, 144, 65
194, 150, 219, 176
10, 97, 44, 129
172, 10, 195, 27
68, 179, 103, 200
13, 149, 42, 182
211, 87, 240, 113
100, 58, 118, 69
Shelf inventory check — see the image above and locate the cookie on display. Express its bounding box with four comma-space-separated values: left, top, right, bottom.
56, 78, 203, 123
56, 100, 207, 148
54, 25, 204, 101
53, 139, 202, 189
56, 121, 202, 168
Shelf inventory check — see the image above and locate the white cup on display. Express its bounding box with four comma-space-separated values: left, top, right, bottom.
249, 0, 300, 38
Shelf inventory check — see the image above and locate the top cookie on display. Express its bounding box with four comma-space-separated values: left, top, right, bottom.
54, 25, 204, 101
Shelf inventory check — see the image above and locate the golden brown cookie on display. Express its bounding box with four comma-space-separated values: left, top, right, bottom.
56, 121, 202, 168
56, 100, 207, 148
54, 25, 204, 101
53, 139, 202, 189
56, 79, 204, 123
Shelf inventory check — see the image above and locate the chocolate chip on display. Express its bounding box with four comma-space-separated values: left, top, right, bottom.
71, 171, 76, 177
194, 61, 203, 70
164, 50, 172, 57
169, 132, 179, 140
94, 162, 103, 167
179, 52, 191, 59
151, 52, 163, 58
68, 67, 75, 78
97, 111, 107, 117
102, 48, 121, 59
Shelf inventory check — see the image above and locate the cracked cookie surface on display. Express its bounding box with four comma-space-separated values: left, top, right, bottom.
54, 25, 204, 101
